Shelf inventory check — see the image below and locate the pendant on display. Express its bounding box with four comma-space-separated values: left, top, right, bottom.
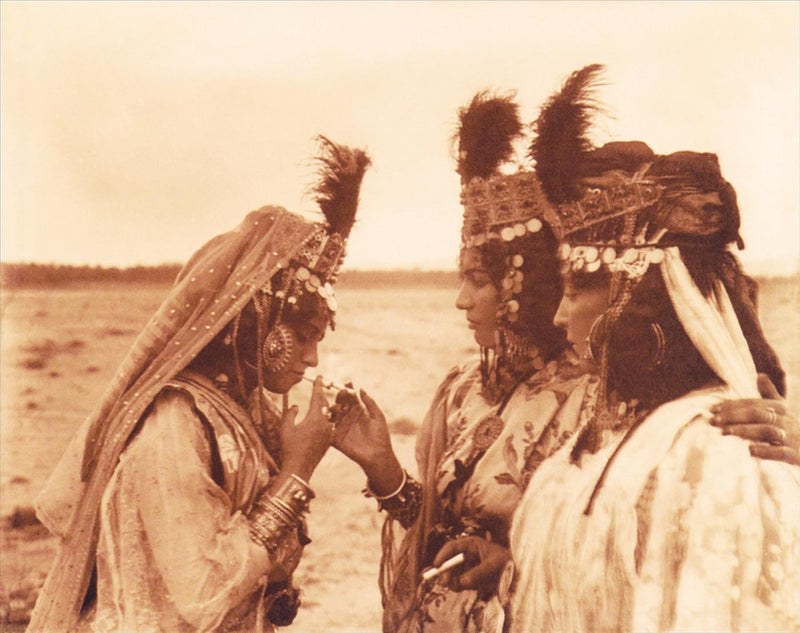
473, 414, 504, 451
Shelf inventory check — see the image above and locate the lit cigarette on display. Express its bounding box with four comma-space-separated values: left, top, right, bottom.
421, 553, 465, 582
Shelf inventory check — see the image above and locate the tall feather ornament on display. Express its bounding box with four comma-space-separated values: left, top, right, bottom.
310, 135, 371, 239
531, 63, 605, 204
456, 91, 523, 183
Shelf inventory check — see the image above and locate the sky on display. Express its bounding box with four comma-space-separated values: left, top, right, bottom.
1, 1, 798, 274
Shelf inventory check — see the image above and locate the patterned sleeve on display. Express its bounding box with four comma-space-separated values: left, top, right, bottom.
633, 421, 800, 631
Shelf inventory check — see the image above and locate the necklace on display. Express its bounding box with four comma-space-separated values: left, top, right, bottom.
472, 367, 538, 457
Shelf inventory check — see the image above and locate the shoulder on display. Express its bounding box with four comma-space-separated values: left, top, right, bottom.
634, 387, 798, 498
127, 385, 212, 460
436, 359, 480, 397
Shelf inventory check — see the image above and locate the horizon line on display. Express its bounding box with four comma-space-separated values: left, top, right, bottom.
2, 260, 799, 279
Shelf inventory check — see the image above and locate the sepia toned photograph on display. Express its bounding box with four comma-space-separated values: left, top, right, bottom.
1, 2, 798, 632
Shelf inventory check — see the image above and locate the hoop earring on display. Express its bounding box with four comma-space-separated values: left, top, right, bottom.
262, 324, 294, 373
586, 315, 606, 363
648, 322, 666, 368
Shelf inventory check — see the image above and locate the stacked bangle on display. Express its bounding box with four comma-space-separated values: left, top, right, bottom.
249, 474, 315, 552
364, 470, 423, 529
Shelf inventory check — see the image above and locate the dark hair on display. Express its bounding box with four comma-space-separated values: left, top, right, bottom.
603, 248, 785, 408
604, 270, 716, 408
471, 223, 567, 360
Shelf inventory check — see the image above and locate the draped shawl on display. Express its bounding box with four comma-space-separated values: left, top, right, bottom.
29, 208, 321, 632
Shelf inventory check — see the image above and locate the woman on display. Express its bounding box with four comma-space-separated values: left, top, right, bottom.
27, 137, 370, 632
333, 92, 589, 633
508, 65, 799, 632
334, 87, 794, 633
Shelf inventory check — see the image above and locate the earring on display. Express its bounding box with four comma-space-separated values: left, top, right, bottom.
262, 324, 294, 373
648, 322, 666, 368
586, 315, 606, 363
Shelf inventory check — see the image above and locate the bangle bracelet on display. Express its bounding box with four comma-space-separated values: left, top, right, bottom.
248, 475, 315, 553
363, 470, 423, 529
249, 503, 291, 552
277, 474, 316, 510
365, 469, 407, 500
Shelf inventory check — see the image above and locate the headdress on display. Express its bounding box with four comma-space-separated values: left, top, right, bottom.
28, 136, 370, 632
256, 135, 371, 317
531, 65, 743, 280
455, 91, 560, 399
458, 92, 550, 258
532, 64, 769, 455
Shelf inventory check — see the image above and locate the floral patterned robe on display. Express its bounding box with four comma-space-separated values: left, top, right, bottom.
381, 356, 587, 633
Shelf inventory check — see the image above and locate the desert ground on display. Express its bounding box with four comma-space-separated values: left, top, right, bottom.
1, 275, 798, 632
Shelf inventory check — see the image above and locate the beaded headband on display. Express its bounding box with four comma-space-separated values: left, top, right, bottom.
460, 170, 548, 250
552, 165, 736, 280
543, 170, 663, 242
288, 227, 345, 312
550, 166, 666, 279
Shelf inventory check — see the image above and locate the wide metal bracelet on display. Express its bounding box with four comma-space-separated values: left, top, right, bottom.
248, 501, 293, 552
363, 470, 423, 529
248, 474, 315, 552
275, 473, 315, 513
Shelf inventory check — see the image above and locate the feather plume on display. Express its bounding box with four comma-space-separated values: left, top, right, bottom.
531, 64, 605, 204
310, 135, 371, 238
456, 91, 523, 183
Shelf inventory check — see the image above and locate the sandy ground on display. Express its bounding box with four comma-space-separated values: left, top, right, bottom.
1, 277, 797, 631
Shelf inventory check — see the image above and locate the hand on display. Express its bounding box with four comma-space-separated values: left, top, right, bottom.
431, 536, 512, 594
279, 376, 334, 481
711, 373, 800, 467
331, 389, 403, 494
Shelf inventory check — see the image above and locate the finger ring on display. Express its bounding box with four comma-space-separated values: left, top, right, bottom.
766, 407, 778, 425
321, 405, 330, 416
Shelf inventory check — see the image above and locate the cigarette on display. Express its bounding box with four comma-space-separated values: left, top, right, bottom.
302, 375, 350, 392
421, 553, 465, 582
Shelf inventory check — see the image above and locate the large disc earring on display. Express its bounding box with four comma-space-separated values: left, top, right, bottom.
262, 324, 293, 373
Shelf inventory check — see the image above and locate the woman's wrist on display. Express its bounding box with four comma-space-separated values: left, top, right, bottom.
363, 453, 404, 497
248, 474, 315, 552
363, 467, 423, 529
277, 458, 317, 485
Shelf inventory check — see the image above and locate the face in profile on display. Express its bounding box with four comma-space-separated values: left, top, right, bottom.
553, 276, 609, 364
456, 248, 499, 348
261, 310, 329, 394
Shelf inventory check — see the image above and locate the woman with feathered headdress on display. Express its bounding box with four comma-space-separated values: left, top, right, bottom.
27, 136, 370, 633
330, 70, 795, 633
329, 91, 591, 633
508, 65, 799, 633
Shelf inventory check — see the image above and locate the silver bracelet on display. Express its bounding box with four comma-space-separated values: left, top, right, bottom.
365, 469, 407, 501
